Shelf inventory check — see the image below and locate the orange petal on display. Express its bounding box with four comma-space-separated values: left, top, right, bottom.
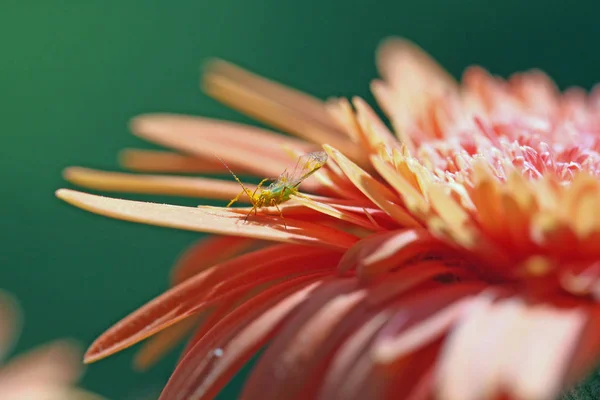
171, 236, 261, 285
119, 149, 236, 175
204, 59, 343, 136
352, 97, 399, 151
370, 155, 430, 220
159, 275, 327, 400
63, 167, 255, 202
83, 245, 340, 362
289, 194, 381, 232
133, 316, 200, 371
324, 145, 421, 228
130, 114, 325, 191
202, 60, 368, 166
56, 189, 358, 250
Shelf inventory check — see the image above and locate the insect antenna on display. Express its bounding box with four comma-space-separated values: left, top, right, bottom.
214, 156, 255, 207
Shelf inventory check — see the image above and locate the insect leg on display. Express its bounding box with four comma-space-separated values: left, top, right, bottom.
227, 189, 246, 207
271, 198, 287, 229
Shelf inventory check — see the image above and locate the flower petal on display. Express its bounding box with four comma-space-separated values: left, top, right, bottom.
63, 167, 255, 202
56, 189, 358, 249
119, 149, 235, 175
240, 279, 359, 399
130, 113, 326, 191
436, 298, 586, 400
324, 145, 422, 228
159, 274, 327, 400
83, 245, 340, 363
133, 317, 200, 371
289, 194, 382, 232
202, 60, 368, 165
241, 264, 453, 400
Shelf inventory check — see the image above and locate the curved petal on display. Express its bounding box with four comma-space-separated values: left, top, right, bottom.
202, 61, 368, 165
84, 245, 340, 362
240, 264, 453, 400
133, 316, 200, 371
324, 145, 422, 228
56, 190, 359, 250
63, 167, 255, 202
159, 274, 328, 400
119, 149, 236, 175
130, 114, 325, 192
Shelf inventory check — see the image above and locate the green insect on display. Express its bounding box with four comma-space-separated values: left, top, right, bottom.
221, 151, 328, 225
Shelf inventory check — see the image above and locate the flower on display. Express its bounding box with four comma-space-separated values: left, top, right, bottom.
56, 38, 600, 400
0, 290, 102, 400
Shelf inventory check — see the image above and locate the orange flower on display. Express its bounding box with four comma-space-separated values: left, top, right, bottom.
57, 38, 600, 399
0, 291, 102, 400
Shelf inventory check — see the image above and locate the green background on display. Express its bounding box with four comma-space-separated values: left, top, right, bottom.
2, 1, 600, 398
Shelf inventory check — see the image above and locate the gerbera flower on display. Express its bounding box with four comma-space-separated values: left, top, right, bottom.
0, 290, 102, 400
56, 38, 600, 399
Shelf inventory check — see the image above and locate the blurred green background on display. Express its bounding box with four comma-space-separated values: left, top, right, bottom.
2, 0, 600, 398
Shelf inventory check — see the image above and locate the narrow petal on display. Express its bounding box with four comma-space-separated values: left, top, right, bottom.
56, 189, 359, 250
324, 145, 422, 227
370, 155, 430, 220
204, 59, 344, 135
119, 149, 235, 175
83, 245, 340, 362
133, 317, 200, 371
63, 167, 255, 201
356, 229, 452, 281
202, 60, 368, 165
130, 114, 325, 191
159, 275, 327, 400
240, 264, 453, 400
290, 194, 382, 231
318, 312, 390, 400
240, 279, 359, 399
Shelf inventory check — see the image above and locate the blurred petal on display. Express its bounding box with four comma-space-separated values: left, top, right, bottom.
130, 114, 325, 191
202, 60, 368, 165
160, 275, 327, 400
84, 245, 341, 362
0, 340, 83, 388
63, 167, 255, 201
119, 149, 236, 175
